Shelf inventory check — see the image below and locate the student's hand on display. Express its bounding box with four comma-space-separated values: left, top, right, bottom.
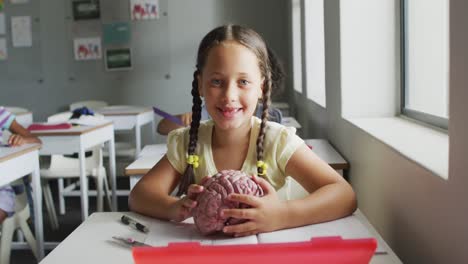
221, 175, 287, 237
168, 184, 204, 222
7, 134, 27, 147
179, 112, 193, 126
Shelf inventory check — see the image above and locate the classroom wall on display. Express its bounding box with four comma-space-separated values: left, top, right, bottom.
293, 0, 468, 263
0, 0, 290, 145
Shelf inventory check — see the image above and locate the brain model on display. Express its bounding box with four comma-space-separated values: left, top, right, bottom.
193, 170, 264, 235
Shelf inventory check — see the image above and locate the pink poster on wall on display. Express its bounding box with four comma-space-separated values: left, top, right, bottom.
73, 37, 102, 60
130, 0, 159, 20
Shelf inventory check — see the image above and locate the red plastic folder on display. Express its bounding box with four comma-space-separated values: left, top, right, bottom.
27, 123, 72, 131
133, 236, 377, 264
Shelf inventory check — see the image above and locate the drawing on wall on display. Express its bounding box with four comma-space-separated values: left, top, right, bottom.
105, 48, 132, 71
72, 0, 100, 20
74, 37, 101, 60
10, 0, 29, 4
103, 22, 130, 45
0, 13, 5, 34
0, 38, 7, 60
11, 16, 32, 47
130, 0, 159, 20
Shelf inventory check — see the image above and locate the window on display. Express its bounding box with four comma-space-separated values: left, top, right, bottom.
401, 0, 449, 129
291, 0, 302, 93
304, 0, 326, 107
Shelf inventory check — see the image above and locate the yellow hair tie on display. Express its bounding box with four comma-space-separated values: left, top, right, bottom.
257, 160, 268, 175
187, 154, 199, 168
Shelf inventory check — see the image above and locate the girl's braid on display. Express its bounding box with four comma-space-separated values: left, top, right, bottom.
256, 72, 272, 175
177, 70, 203, 196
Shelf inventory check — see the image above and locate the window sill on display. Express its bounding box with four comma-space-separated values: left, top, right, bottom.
346, 116, 448, 179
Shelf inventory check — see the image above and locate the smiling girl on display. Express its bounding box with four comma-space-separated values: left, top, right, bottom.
129, 25, 356, 237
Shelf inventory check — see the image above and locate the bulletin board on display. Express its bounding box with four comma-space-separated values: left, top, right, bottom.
64, 0, 170, 80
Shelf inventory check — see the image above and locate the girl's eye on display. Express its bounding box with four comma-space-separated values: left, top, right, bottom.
211, 79, 222, 86
239, 80, 249, 86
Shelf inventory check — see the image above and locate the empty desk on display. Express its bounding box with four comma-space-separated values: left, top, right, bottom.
31, 122, 117, 219
96, 106, 156, 157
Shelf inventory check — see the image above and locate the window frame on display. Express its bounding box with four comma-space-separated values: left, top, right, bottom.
302, 0, 326, 107
291, 0, 303, 94
400, 0, 448, 130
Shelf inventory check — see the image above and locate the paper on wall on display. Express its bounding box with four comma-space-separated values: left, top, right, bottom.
0, 13, 5, 34
0, 37, 7, 60
10, 0, 29, 4
73, 37, 101, 60
11, 16, 32, 47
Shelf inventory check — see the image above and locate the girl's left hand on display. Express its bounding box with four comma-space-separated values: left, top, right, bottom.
8, 134, 26, 147
221, 175, 287, 237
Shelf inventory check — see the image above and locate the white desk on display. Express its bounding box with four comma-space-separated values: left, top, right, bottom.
96, 106, 156, 157
124, 140, 348, 191
124, 144, 167, 189
282, 116, 302, 129
0, 143, 44, 259
304, 139, 349, 170
30, 122, 117, 219
39, 210, 401, 264
6, 107, 33, 127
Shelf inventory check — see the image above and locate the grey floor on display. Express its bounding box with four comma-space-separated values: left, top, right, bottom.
10, 178, 130, 264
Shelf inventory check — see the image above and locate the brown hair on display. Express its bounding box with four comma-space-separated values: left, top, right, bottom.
177, 24, 283, 196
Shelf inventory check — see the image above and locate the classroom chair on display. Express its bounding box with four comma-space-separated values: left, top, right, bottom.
0, 189, 39, 264
69, 100, 108, 111
40, 112, 111, 229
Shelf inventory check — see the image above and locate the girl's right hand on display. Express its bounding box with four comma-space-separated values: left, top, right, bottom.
169, 184, 204, 222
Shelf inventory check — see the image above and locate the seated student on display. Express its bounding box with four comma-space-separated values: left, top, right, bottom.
157, 46, 285, 136
130, 25, 356, 237
0, 106, 41, 224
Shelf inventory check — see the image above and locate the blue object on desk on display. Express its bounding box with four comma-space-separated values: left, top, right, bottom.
152, 107, 183, 126
70, 107, 94, 119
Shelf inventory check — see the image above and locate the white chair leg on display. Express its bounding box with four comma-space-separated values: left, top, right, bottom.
58, 178, 66, 215
18, 206, 39, 260
103, 173, 112, 211
94, 175, 103, 212
0, 217, 15, 264
15, 229, 24, 242
43, 183, 59, 230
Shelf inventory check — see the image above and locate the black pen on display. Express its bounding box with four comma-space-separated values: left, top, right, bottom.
121, 215, 149, 233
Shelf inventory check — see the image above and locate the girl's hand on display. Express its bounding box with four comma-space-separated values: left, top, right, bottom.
221, 175, 287, 237
180, 112, 193, 127
168, 184, 204, 222
8, 134, 26, 147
